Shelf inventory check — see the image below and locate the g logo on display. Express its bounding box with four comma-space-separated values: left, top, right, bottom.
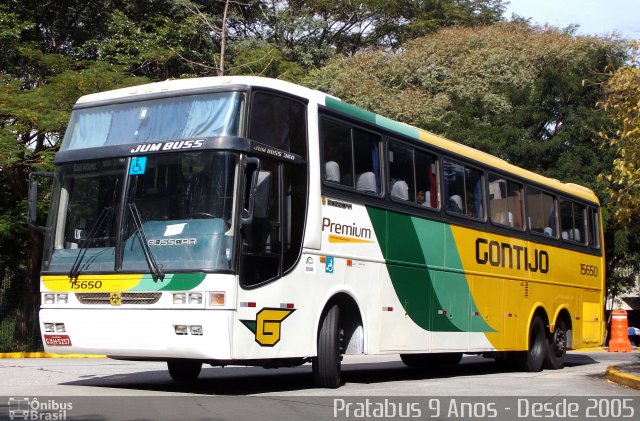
241, 308, 295, 346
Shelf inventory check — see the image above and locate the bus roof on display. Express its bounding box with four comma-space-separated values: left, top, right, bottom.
74, 76, 329, 107
74, 76, 599, 204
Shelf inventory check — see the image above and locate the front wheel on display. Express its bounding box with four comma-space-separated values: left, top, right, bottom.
167, 359, 202, 382
312, 304, 342, 388
515, 316, 546, 372
543, 319, 567, 369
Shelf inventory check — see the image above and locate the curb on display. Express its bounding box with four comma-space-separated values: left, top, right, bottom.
605, 365, 640, 390
0, 352, 106, 359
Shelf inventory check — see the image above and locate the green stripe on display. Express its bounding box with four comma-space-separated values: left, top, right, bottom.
133, 273, 206, 291
324, 97, 420, 139
368, 207, 493, 333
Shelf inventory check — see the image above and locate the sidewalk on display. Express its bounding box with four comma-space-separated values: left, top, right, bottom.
605, 359, 640, 390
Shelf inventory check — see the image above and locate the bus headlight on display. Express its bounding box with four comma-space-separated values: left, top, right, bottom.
174, 325, 188, 335
173, 293, 186, 305
57, 294, 69, 304
44, 323, 55, 332
189, 325, 203, 336
188, 293, 202, 305
43, 293, 56, 305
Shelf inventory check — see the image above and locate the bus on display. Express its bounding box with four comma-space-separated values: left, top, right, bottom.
30, 76, 605, 388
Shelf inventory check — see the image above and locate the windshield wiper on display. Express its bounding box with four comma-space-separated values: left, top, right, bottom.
69, 207, 113, 279
128, 202, 164, 280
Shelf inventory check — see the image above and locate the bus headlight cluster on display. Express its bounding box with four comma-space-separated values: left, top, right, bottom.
174, 325, 203, 336
43, 293, 68, 305
43, 323, 66, 333
173, 292, 202, 305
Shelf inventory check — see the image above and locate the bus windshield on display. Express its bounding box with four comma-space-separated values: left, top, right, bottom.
45, 152, 238, 274
61, 91, 244, 151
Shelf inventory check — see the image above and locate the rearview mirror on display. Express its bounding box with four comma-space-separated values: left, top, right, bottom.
27, 172, 54, 232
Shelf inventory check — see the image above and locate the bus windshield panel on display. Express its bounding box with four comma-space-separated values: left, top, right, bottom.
61, 91, 245, 151
44, 152, 238, 274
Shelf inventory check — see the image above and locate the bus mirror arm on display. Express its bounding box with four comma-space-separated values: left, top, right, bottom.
27, 172, 54, 232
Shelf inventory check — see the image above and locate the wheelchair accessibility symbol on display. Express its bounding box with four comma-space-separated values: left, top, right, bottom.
129, 157, 147, 175
325, 256, 334, 274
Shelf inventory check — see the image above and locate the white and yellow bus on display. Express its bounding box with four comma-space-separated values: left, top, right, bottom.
32, 76, 604, 388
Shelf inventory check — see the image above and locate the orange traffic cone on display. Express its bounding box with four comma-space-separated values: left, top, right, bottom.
609, 310, 632, 352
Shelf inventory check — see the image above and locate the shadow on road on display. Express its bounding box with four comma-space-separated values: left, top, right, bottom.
61, 353, 602, 395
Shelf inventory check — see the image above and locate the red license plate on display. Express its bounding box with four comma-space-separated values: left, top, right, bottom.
44, 334, 72, 346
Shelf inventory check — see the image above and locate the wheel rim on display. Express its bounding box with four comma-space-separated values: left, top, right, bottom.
552, 327, 566, 357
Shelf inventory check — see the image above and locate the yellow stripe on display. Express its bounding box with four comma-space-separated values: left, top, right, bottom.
42, 274, 143, 292
0, 352, 106, 358
328, 234, 374, 244
417, 130, 598, 203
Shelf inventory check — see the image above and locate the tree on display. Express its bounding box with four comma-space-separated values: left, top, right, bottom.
0, 0, 149, 349
598, 42, 640, 308
599, 43, 640, 230
244, 0, 506, 67
306, 24, 626, 187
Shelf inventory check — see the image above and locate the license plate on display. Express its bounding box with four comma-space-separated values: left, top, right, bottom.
44, 334, 72, 346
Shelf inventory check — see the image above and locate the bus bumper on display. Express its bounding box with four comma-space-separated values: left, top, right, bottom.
39, 308, 233, 360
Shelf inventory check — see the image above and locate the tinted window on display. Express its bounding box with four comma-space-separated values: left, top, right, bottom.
389, 143, 414, 202
560, 199, 586, 244
443, 160, 484, 220
526, 187, 557, 237
489, 175, 524, 229
389, 142, 438, 208
321, 118, 381, 195
249, 92, 307, 158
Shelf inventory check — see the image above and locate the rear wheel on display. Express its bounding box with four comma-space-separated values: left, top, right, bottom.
515, 316, 546, 372
543, 319, 567, 369
167, 360, 202, 382
312, 304, 342, 388
400, 352, 463, 368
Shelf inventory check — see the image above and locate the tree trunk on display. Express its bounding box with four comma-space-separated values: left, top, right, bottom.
14, 228, 44, 351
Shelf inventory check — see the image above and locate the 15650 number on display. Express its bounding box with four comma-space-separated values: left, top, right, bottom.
69, 280, 103, 289
580, 264, 598, 277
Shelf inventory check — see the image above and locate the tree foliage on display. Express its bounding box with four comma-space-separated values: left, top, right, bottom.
598, 42, 640, 301
600, 43, 640, 228
306, 23, 628, 186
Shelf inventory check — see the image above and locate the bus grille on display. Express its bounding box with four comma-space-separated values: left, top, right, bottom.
76, 292, 162, 305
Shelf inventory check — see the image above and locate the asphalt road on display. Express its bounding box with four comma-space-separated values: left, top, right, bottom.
1, 352, 638, 420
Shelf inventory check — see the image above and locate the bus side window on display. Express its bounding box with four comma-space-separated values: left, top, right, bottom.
353, 128, 381, 195
322, 119, 353, 187
526, 187, 557, 237
388, 142, 415, 202
560, 199, 586, 244
587, 208, 600, 248
249, 92, 306, 153
489, 175, 524, 229
443, 160, 484, 219
415, 149, 438, 208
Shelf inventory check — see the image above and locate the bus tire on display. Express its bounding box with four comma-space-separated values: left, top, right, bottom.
543, 318, 567, 370
167, 360, 202, 382
400, 353, 463, 368
313, 304, 341, 388
515, 316, 546, 372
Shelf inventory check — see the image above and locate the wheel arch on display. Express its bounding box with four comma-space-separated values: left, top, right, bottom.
314, 290, 365, 355
527, 303, 551, 337
551, 306, 573, 349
